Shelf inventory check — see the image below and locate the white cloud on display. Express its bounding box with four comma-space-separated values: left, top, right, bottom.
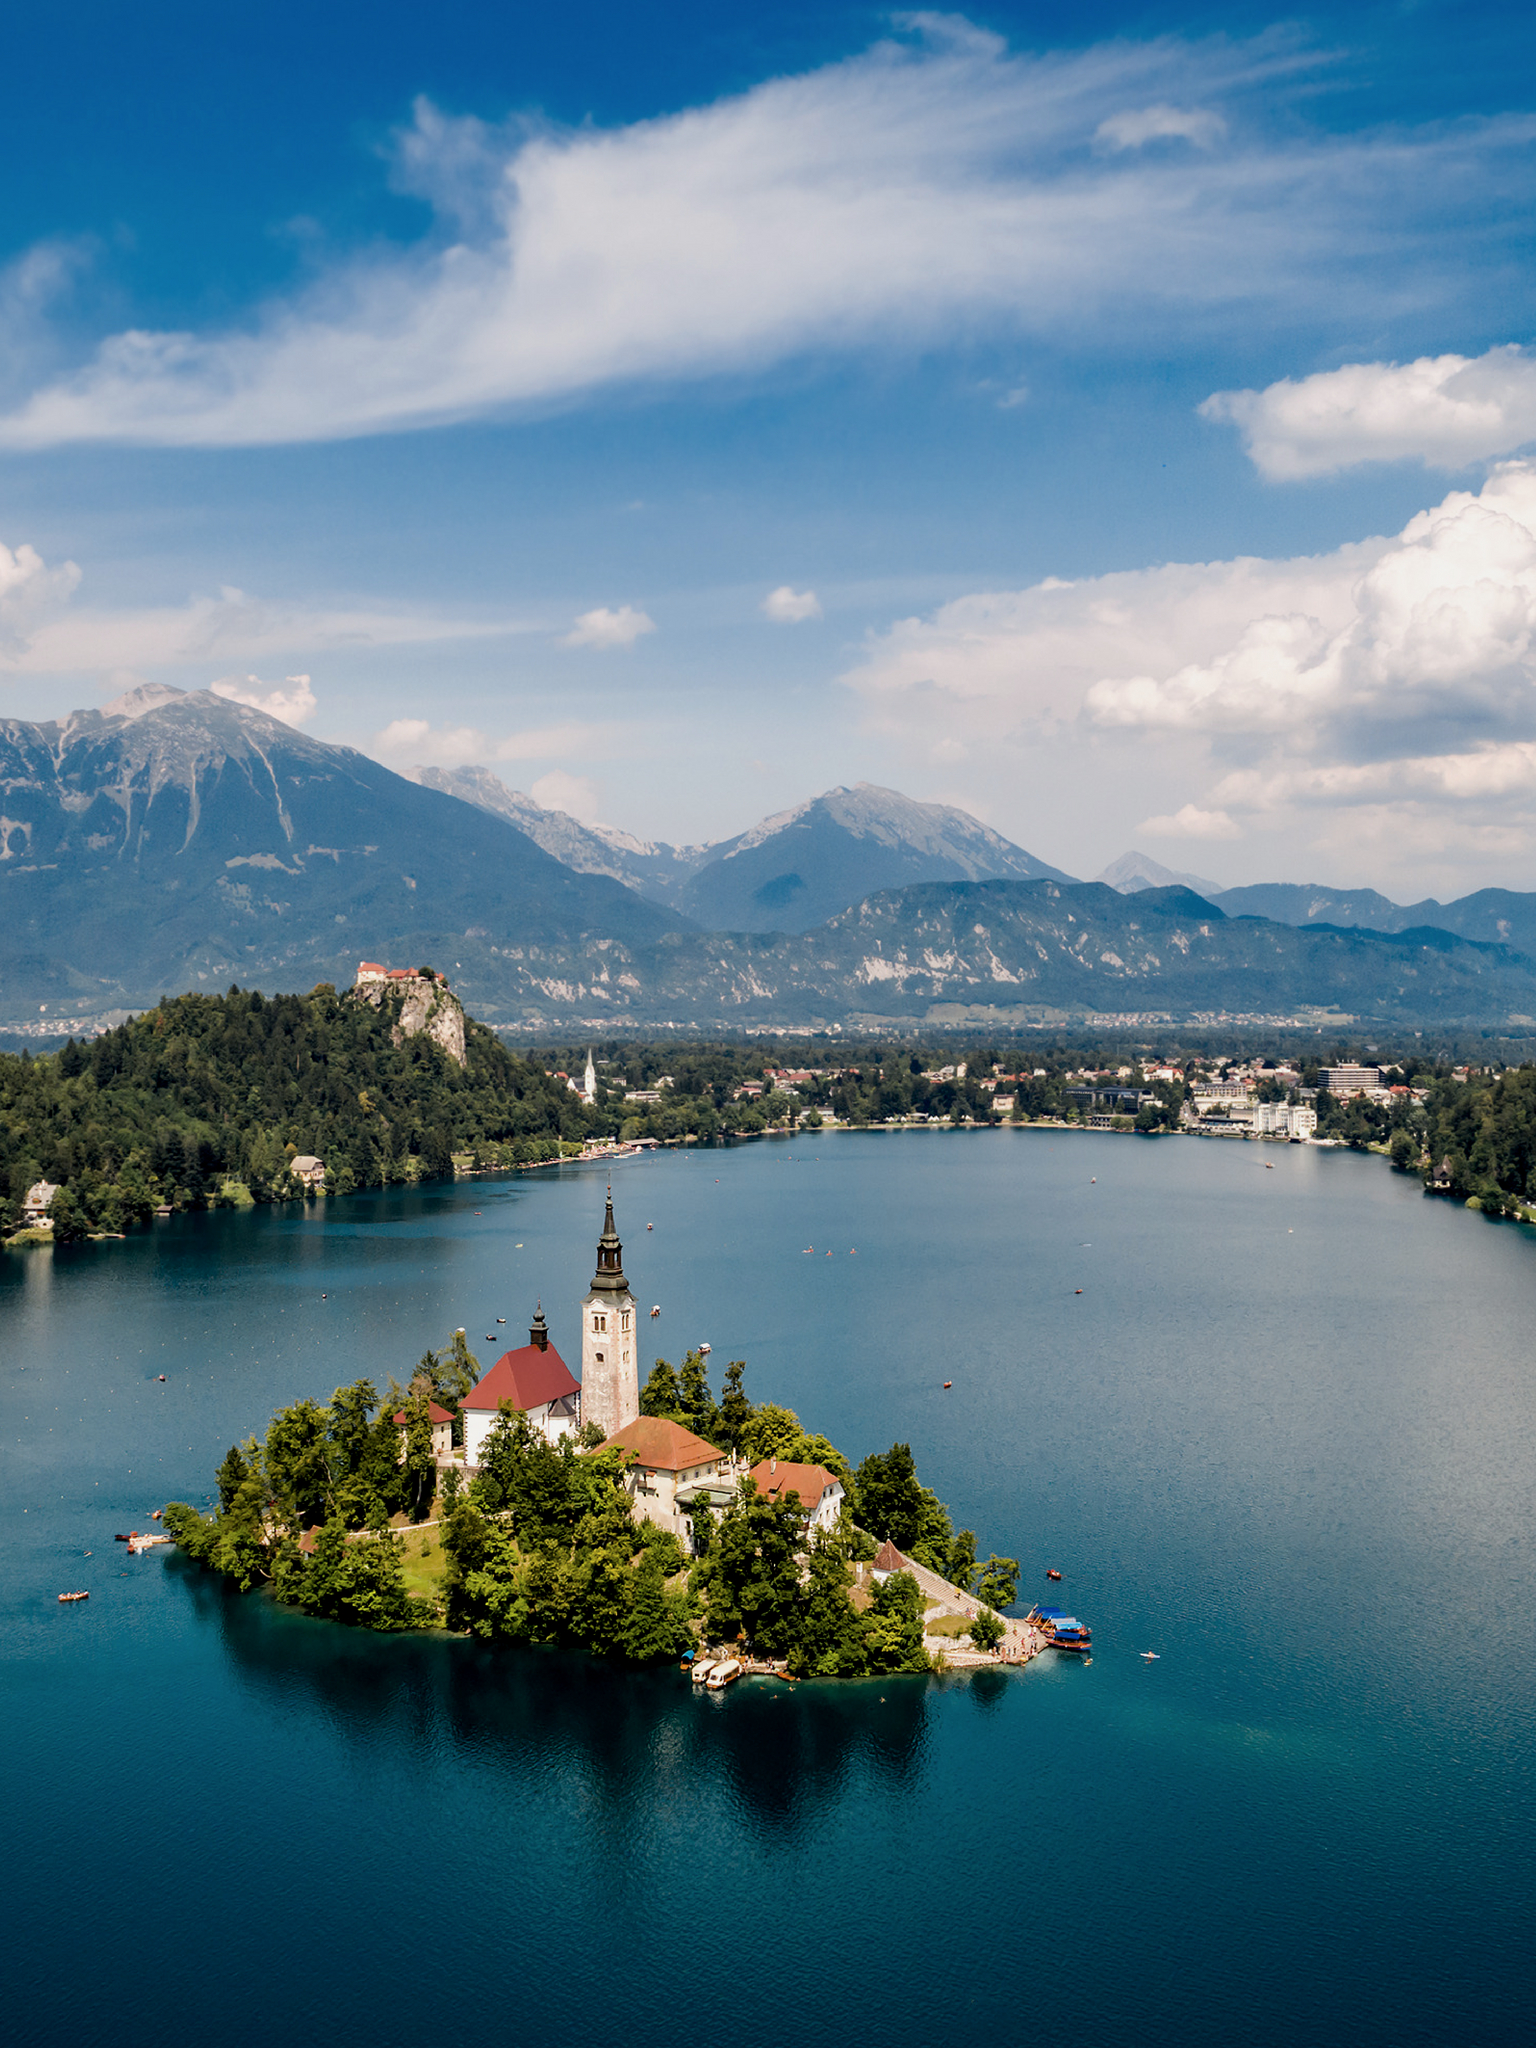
1095, 104, 1227, 151
372, 717, 595, 766
0, 572, 525, 678
847, 461, 1536, 872
560, 605, 655, 649
209, 672, 318, 725
0, 538, 81, 653
762, 585, 822, 622
1203, 345, 1536, 479
0, 27, 1523, 447
530, 770, 601, 821
1139, 803, 1239, 838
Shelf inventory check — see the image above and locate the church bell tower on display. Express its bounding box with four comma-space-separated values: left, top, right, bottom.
581, 1191, 638, 1442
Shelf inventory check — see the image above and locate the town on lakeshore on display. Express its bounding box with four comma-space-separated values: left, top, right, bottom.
6, 957, 1532, 1247
156, 1188, 1066, 1679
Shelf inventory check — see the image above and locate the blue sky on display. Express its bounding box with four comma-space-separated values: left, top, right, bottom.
5, 2, 1536, 896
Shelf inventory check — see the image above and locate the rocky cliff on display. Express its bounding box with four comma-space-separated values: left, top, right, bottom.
350, 971, 466, 1066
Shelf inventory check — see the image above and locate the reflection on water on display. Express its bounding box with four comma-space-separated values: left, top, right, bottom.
197, 1559, 936, 1843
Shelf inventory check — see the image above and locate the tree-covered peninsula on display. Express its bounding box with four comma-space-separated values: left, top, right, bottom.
162, 1350, 1018, 1678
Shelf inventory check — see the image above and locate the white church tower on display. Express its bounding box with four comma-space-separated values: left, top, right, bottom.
581, 1191, 638, 1442
582, 1049, 597, 1103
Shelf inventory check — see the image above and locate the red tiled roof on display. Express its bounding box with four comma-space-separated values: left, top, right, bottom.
749, 1459, 842, 1513
872, 1539, 906, 1571
594, 1415, 725, 1472
394, 1402, 453, 1426
462, 1343, 580, 1413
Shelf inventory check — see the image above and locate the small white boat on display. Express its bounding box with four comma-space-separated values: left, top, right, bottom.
691, 1658, 717, 1685
706, 1657, 742, 1690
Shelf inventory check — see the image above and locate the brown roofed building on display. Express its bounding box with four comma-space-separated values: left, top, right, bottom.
748, 1457, 846, 1536
871, 1538, 907, 1582
594, 1414, 731, 1545
393, 1400, 455, 1463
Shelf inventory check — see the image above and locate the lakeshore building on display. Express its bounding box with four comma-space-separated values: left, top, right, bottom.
581, 1193, 640, 1442
598, 1415, 732, 1545
1320, 1064, 1384, 1096
460, 1307, 583, 1455
748, 1457, 845, 1534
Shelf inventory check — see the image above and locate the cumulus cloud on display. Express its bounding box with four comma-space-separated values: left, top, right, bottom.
762, 585, 822, 622
1139, 803, 1239, 838
1095, 104, 1227, 151
0, 538, 82, 654
847, 461, 1536, 869
0, 26, 1524, 447
530, 770, 601, 820
209, 672, 317, 724
1203, 345, 1536, 479
372, 717, 594, 766
560, 605, 655, 649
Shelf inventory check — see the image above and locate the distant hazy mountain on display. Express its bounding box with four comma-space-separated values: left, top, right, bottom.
463, 878, 1536, 1028
417, 773, 1074, 933
674, 783, 1075, 932
407, 765, 706, 905
0, 687, 682, 1022
1096, 849, 1224, 898
1215, 882, 1536, 957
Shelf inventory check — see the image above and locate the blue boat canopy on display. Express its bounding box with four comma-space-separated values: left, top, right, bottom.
1036, 1607, 1072, 1620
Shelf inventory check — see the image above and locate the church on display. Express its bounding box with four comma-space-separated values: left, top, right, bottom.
460, 1191, 641, 1457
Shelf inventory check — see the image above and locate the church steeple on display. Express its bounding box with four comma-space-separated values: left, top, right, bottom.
529, 1302, 548, 1351
590, 1189, 627, 1293
581, 1189, 638, 1439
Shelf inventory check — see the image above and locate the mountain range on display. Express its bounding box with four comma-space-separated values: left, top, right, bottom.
6, 687, 1536, 1033
409, 768, 1069, 930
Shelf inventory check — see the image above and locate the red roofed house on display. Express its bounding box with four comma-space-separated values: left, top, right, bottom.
748, 1457, 845, 1536
394, 1400, 455, 1463
871, 1538, 907, 1583
461, 1308, 582, 1459
593, 1415, 731, 1545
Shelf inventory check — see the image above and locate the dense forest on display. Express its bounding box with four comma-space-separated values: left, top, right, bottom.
163, 1349, 1019, 1676
0, 982, 608, 1236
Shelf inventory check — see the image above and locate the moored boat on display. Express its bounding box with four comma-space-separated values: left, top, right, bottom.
691, 1658, 717, 1685
706, 1657, 742, 1690
58, 1590, 89, 1603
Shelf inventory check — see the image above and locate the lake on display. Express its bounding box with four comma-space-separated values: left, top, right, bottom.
2, 1129, 1532, 2046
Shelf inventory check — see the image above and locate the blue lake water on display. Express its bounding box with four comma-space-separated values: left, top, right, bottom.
3, 1130, 1533, 2046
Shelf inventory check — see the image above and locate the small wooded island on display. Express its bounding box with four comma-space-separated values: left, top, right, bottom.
165, 1199, 1023, 1676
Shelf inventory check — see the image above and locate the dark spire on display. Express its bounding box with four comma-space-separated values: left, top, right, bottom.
529, 1302, 548, 1351
590, 1189, 627, 1293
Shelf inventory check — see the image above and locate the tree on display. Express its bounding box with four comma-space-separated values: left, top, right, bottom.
975, 1554, 1020, 1609
947, 1527, 978, 1593
640, 1358, 683, 1418
620, 1549, 690, 1662
402, 1389, 437, 1522
787, 1532, 867, 1678
47, 1185, 89, 1242
717, 1359, 752, 1455
264, 1398, 333, 1529
678, 1348, 720, 1441
216, 1442, 251, 1512
705, 1482, 806, 1653
969, 1607, 1005, 1652
862, 1570, 931, 1674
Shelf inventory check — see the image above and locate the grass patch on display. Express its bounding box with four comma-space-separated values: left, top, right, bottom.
924, 1612, 975, 1640
397, 1531, 448, 1601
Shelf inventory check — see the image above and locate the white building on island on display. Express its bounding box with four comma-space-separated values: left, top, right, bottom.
460, 1308, 582, 1457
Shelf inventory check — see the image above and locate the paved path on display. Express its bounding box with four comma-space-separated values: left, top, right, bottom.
870, 1549, 1047, 1666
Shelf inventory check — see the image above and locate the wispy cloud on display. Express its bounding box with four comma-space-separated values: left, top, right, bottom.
761, 585, 822, 622
0, 551, 527, 679
0, 23, 1527, 448
1139, 803, 1239, 838
1095, 104, 1227, 151
560, 605, 655, 649
1204, 344, 1536, 479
